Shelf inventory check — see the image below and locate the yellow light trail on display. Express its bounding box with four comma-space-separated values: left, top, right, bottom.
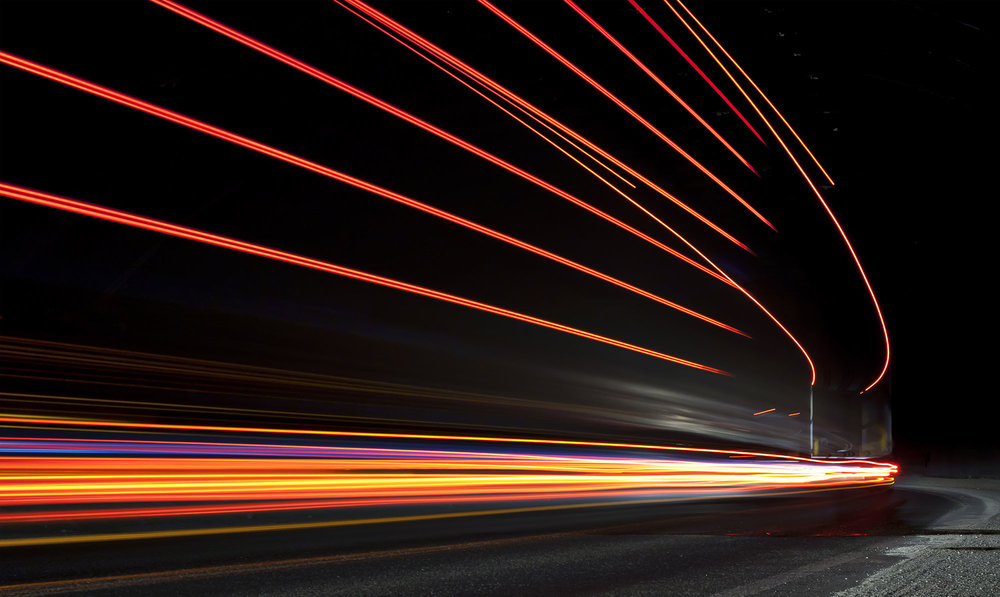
663, 0, 891, 393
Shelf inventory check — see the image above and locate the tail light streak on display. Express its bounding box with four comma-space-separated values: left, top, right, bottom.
626, 0, 765, 144
0, 2, 823, 384
0, 423, 898, 547
665, 0, 890, 392
477, 0, 776, 229
335, 0, 768, 246
0, 51, 747, 336
330, 0, 819, 383
0, 181, 729, 373
146, 1, 744, 272
562, 0, 756, 167
668, 0, 834, 185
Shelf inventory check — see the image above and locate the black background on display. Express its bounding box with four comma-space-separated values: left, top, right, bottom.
2, 1, 997, 457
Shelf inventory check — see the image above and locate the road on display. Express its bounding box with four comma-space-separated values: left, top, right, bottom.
1, 476, 998, 596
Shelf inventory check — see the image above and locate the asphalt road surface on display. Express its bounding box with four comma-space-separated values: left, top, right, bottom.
2, 476, 998, 596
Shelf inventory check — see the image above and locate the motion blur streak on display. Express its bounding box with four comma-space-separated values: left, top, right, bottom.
334, 0, 755, 273
333, 0, 819, 385
562, 0, 755, 169
341, 0, 638, 193
152, 0, 633, 195
666, 0, 833, 185
0, 427, 896, 547
146, 0, 746, 278
0, 416, 898, 467
477, 0, 777, 230
336, 0, 761, 249
0, 181, 728, 373
664, 1, 891, 392
0, 55, 748, 333
626, 0, 765, 144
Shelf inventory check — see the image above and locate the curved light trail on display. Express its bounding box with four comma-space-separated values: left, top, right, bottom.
146, 1, 822, 386
665, 1, 890, 392
329, 0, 819, 386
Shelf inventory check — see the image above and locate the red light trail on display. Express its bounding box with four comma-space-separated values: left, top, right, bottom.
665, 0, 890, 392
144, 1, 747, 271
562, 0, 757, 163
477, 0, 776, 230
330, 0, 819, 385
668, 0, 835, 186
0, 3, 826, 385
0, 181, 728, 374
335, 0, 769, 245
331, 0, 761, 273
0, 423, 897, 547
626, 0, 765, 145
0, 416, 897, 468
0, 50, 750, 335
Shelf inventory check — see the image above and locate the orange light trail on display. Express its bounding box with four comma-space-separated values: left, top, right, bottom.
336, 0, 768, 245
667, 0, 834, 185
339, 0, 637, 192
332, 0, 755, 269
331, 0, 818, 385
0, 416, 897, 468
2, 13, 820, 391
626, 0, 765, 144
477, 0, 776, 230
0, 52, 746, 335
752, 408, 775, 416
664, 1, 890, 392
0, 431, 897, 538
147, 0, 748, 275
0, 456, 895, 507
562, 0, 754, 172
0, 181, 727, 373
788, 412, 801, 417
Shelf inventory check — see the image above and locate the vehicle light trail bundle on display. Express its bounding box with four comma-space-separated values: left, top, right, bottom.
0, 420, 896, 547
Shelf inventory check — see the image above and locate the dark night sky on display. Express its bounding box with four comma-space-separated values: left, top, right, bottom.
1, 1, 997, 453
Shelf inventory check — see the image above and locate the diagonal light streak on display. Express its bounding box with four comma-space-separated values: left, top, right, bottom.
336, 0, 638, 192
147, 0, 737, 274
476, 0, 775, 230
336, 0, 766, 246
626, 0, 765, 144
0, 181, 729, 374
667, 0, 834, 186
335, 0, 817, 384
330, 0, 763, 278
0, 50, 747, 333
151, 0, 753, 262
562, 0, 755, 167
